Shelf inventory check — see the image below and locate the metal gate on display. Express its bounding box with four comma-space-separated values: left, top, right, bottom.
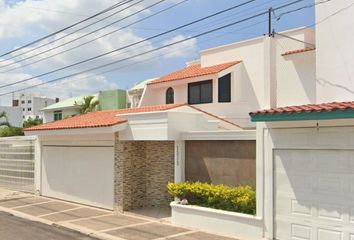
0, 137, 35, 193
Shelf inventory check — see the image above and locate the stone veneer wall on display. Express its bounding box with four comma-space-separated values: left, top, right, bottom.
114, 135, 174, 211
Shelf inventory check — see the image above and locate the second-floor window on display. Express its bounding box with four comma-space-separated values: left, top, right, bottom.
166, 87, 174, 104
188, 80, 212, 104
218, 73, 231, 102
54, 111, 62, 121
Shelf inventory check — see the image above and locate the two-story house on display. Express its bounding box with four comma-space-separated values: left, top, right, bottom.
24, 26, 317, 229
140, 27, 315, 129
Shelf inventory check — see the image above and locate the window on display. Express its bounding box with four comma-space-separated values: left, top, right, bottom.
28, 100, 32, 104
21, 100, 25, 104
27, 108, 32, 111
218, 73, 231, 102
54, 111, 62, 121
188, 80, 212, 104
166, 87, 174, 104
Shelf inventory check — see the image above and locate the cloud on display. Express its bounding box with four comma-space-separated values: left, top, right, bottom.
162, 34, 197, 59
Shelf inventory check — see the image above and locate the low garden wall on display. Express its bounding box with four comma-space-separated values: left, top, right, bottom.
171, 202, 264, 240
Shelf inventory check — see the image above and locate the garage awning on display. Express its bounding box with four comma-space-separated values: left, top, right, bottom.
250, 101, 354, 122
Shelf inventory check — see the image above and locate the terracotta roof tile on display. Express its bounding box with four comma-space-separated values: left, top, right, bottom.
25, 103, 187, 131
149, 61, 242, 85
250, 101, 354, 116
282, 47, 315, 56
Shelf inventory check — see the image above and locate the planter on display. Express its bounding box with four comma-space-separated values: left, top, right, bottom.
170, 201, 263, 240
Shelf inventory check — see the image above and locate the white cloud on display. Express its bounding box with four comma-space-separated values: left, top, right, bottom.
0, 0, 199, 105
162, 34, 197, 59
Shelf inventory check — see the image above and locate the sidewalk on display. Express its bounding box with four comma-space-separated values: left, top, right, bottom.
0, 189, 238, 240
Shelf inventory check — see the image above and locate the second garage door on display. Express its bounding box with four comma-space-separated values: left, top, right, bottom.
274, 149, 354, 240
42, 146, 114, 210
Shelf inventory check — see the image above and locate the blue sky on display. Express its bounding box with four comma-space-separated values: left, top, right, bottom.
0, 0, 315, 105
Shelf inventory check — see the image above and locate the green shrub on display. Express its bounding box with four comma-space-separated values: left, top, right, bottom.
0, 127, 24, 137
167, 181, 256, 215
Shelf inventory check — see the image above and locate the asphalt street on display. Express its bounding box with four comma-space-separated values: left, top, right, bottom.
0, 211, 97, 240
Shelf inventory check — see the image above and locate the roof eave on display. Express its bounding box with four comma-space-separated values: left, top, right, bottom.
250, 109, 354, 122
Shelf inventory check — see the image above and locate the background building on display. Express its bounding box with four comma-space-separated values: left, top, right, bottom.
42, 89, 126, 123
12, 93, 58, 120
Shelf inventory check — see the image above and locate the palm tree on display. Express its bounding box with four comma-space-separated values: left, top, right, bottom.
75, 96, 99, 114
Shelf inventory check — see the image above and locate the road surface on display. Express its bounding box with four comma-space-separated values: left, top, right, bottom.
0, 211, 97, 240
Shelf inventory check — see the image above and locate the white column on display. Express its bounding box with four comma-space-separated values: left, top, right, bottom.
263, 36, 277, 109
174, 140, 185, 183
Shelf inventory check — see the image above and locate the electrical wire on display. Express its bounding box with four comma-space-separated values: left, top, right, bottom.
0, 0, 141, 64
0, 0, 176, 72
0, 0, 132, 58
0, 0, 258, 89
0, 0, 307, 96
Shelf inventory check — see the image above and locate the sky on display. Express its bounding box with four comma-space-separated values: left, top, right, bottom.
0, 0, 315, 105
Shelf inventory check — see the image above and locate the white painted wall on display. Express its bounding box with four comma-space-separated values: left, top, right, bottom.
0, 106, 23, 127
43, 108, 79, 123
316, 0, 354, 102
141, 28, 315, 128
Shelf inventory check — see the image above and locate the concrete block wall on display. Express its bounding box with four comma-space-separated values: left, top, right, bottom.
114, 136, 174, 211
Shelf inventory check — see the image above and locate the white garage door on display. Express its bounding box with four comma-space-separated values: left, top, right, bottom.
275, 149, 354, 240
42, 146, 114, 210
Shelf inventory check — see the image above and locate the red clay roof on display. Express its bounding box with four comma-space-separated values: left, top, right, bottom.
149, 61, 241, 85
282, 47, 315, 56
25, 103, 187, 131
250, 101, 354, 116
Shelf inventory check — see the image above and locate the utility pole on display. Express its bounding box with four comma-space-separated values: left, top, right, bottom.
268, 7, 274, 37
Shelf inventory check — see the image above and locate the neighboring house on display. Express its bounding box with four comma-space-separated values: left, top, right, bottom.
42, 89, 126, 123
42, 95, 98, 123
228, 1, 354, 240
127, 78, 156, 108
12, 92, 58, 120
0, 106, 23, 127
141, 27, 315, 128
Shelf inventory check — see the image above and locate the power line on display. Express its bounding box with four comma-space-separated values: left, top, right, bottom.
0, 0, 142, 65
0, 0, 258, 89
274, 32, 315, 47
308, 0, 354, 27
0, 0, 173, 72
274, 0, 333, 20
0, 0, 132, 58
0, 0, 307, 96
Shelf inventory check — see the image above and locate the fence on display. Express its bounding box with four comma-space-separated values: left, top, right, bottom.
0, 136, 36, 193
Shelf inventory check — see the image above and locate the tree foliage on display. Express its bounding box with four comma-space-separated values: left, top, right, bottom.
23, 117, 43, 128
74, 96, 99, 114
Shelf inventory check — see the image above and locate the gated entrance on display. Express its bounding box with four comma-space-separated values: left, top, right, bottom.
0, 137, 35, 193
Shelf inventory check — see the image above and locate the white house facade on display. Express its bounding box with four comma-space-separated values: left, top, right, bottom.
140, 27, 315, 129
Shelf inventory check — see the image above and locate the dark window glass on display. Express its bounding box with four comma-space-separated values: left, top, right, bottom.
218, 73, 231, 102
54, 111, 62, 121
188, 80, 212, 104
166, 87, 174, 104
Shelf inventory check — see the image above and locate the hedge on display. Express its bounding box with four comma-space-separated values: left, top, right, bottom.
167, 181, 256, 215
0, 127, 24, 137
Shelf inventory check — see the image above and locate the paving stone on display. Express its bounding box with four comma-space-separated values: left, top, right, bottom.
72, 214, 147, 231
16, 201, 77, 216
41, 207, 109, 222
167, 231, 238, 240
106, 222, 188, 240
0, 197, 51, 208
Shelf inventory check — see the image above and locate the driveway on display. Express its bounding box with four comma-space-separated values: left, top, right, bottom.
0, 211, 95, 240
0, 193, 237, 240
